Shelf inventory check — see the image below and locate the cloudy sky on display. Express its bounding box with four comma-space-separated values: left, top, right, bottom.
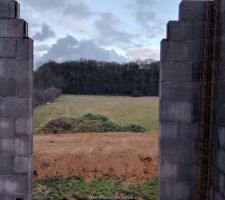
19, 0, 181, 67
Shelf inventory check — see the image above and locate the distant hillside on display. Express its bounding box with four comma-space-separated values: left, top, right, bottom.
34, 60, 159, 96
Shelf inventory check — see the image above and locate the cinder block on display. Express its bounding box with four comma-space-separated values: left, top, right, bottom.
217, 61, 225, 81
159, 180, 192, 200
0, 156, 13, 174
17, 79, 32, 98
161, 40, 203, 62
167, 21, 194, 41
160, 140, 192, 162
215, 103, 225, 126
15, 118, 32, 136
177, 162, 196, 181
0, 0, 18, 19
0, 175, 28, 194
160, 81, 200, 102
193, 21, 205, 41
14, 157, 31, 174
213, 190, 225, 200
216, 149, 225, 173
0, 194, 13, 200
216, 81, 225, 103
16, 39, 33, 60
0, 118, 14, 136
218, 126, 225, 149
0, 19, 27, 38
160, 161, 177, 179
160, 101, 194, 122
0, 78, 16, 97
160, 62, 200, 82
179, 1, 206, 21
0, 38, 16, 58
0, 98, 32, 118
16, 98, 32, 118
160, 122, 179, 140
0, 59, 33, 79
14, 137, 31, 157
161, 62, 191, 82
0, 137, 13, 155
178, 123, 198, 142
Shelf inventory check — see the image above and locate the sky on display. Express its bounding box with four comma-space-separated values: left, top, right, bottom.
19, 0, 181, 68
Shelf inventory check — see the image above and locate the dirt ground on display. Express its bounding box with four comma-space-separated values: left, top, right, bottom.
33, 132, 158, 183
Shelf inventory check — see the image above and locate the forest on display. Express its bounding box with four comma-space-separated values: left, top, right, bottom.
34, 60, 160, 97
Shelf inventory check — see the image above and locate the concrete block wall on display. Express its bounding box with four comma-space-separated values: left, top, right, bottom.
212, 0, 225, 199
0, 0, 33, 200
159, 1, 206, 199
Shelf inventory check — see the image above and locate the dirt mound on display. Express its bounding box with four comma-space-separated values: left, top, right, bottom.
40, 113, 146, 134
33, 132, 158, 182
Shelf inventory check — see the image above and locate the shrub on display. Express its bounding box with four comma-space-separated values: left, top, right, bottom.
40, 113, 146, 134
33, 87, 62, 108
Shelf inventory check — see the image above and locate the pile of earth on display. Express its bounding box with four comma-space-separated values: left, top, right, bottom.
39, 113, 146, 134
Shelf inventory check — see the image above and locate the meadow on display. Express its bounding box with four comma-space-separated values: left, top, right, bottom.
34, 95, 159, 133
33, 95, 159, 199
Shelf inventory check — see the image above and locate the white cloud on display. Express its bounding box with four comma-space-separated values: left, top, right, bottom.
33, 23, 56, 41
37, 35, 127, 67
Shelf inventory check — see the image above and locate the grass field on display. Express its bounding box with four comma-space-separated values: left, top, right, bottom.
34, 95, 159, 133
33, 177, 157, 200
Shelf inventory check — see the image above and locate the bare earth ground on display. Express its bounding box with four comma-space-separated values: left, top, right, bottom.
33, 132, 158, 183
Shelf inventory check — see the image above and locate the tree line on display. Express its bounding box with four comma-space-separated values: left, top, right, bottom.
34, 60, 160, 97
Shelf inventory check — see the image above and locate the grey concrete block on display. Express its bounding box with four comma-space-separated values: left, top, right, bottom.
193, 21, 205, 41
160, 62, 200, 82
179, 1, 206, 21
0, 175, 28, 194
159, 180, 192, 200
17, 79, 32, 98
0, 39, 16, 58
0, 78, 16, 97
160, 140, 192, 162
161, 40, 203, 62
0, 19, 27, 38
160, 101, 194, 122
217, 61, 225, 81
215, 103, 225, 126
160, 81, 200, 102
14, 137, 31, 157
0, 59, 33, 79
177, 162, 196, 181
0, 156, 13, 174
161, 62, 191, 82
216, 81, 225, 103
0, 0, 18, 19
167, 21, 194, 41
16, 98, 32, 118
160, 122, 179, 140
0, 137, 13, 155
214, 190, 225, 200
178, 123, 198, 142
16, 39, 33, 60
216, 149, 225, 173
0, 98, 32, 118
0, 118, 14, 137
160, 161, 177, 180
15, 118, 32, 136
14, 157, 31, 174
0, 194, 13, 200
218, 126, 225, 149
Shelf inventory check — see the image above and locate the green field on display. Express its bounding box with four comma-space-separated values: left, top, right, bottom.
33, 177, 157, 200
34, 95, 159, 133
